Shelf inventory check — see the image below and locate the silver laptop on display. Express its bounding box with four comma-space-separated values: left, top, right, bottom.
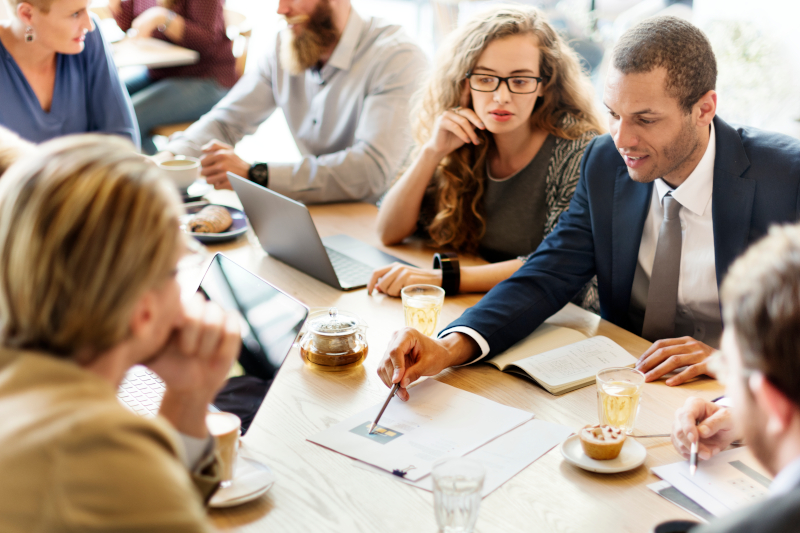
228, 172, 412, 290
118, 253, 309, 417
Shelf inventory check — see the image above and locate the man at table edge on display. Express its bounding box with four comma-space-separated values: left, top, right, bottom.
670, 224, 800, 533
157, 0, 428, 205
378, 16, 800, 399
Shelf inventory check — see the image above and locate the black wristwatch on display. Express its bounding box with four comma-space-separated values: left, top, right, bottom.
433, 252, 460, 296
248, 162, 269, 187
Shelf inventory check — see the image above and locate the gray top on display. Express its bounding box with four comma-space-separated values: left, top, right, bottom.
480, 135, 556, 262
165, 9, 428, 204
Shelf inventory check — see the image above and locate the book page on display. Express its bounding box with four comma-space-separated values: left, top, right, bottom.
307, 380, 533, 481
487, 323, 588, 371
509, 336, 636, 389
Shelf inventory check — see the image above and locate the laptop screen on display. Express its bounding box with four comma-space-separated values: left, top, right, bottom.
198, 253, 308, 381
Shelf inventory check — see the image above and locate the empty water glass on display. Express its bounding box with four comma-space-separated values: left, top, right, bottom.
432, 458, 485, 533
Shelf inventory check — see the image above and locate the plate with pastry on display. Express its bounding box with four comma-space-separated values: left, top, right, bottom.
183, 204, 248, 244
560, 424, 647, 474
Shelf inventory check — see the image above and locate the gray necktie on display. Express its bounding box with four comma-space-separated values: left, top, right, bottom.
641, 192, 683, 342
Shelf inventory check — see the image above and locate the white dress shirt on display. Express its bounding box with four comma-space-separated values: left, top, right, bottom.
771, 456, 800, 496
630, 121, 721, 348
446, 123, 722, 361
166, 8, 428, 204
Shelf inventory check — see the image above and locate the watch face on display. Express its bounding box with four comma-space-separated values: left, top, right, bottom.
249, 163, 268, 185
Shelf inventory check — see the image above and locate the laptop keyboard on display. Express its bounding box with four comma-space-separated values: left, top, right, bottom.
325, 247, 373, 287
117, 366, 165, 417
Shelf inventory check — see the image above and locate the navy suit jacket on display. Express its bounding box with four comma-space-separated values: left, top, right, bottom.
448, 116, 800, 356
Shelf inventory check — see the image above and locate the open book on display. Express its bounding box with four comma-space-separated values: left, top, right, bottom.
485, 324, 638, 395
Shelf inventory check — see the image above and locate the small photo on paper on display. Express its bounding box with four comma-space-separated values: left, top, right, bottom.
349, 422, 404, 444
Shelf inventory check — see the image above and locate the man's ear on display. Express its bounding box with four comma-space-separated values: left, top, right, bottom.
694, 90, 717, 128
129, 290, 157, 341
750, 373, 797, 437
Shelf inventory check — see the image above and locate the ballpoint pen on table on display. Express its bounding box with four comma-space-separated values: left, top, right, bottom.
690, 439, 698, 476
369, 383, 400, 434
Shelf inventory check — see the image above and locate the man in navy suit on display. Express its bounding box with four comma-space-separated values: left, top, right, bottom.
377, 16, 800, 399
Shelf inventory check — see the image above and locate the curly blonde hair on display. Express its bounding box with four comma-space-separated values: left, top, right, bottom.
414, 4, 603, 253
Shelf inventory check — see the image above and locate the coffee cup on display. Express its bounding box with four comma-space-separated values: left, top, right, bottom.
157, 156, 201, 190
206, 411, 241, 487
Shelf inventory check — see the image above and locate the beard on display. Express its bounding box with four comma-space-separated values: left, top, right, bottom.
629, 115, 701, 184
279, 0, 339, 75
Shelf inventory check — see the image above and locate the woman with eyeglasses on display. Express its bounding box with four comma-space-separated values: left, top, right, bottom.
369, 5, 603, 305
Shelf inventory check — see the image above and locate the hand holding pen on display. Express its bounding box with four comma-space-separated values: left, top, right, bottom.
671, 397, 740, 465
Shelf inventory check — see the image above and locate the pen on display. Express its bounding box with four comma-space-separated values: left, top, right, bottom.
369, 383, 400, 434
690, 439, 698, 476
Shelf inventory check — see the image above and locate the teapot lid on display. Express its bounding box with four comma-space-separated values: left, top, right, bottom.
308, 308, 360, 336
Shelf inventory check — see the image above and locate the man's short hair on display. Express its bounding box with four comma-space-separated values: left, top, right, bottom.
612, 16, 717, 114
721, 224, 800, 408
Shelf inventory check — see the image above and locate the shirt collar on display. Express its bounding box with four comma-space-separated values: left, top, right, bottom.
325, 8, 364, 72
771, 455, 800, 496
653, 121, 716, 216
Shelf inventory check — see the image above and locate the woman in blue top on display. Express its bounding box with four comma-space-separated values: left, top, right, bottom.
0, 0, 138, 147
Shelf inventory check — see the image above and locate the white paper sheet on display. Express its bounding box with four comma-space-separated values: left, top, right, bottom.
651, 446, 772, 517
307, 380, 534, 481
353, 419, 574, 497
647, 480, 714, 522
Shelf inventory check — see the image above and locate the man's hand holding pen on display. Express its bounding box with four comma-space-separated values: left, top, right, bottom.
671, 397, 740, 462
377, 330, 479, 402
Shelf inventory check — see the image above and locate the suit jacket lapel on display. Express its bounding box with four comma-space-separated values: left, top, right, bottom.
611, 166, 652, 321
712, 116, 755, 287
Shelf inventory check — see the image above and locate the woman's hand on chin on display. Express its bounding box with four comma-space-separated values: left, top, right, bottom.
424, 107, 486, 159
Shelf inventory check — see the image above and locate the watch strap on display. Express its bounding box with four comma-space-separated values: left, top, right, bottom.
433, 252, 460, 295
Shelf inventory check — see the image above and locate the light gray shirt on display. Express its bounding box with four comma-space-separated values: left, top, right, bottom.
166, 8, 428, 204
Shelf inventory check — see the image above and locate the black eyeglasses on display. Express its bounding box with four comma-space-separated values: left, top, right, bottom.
466, 72, 543, 94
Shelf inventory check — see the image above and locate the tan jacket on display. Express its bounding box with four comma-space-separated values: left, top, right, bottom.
0, 348, 218, 532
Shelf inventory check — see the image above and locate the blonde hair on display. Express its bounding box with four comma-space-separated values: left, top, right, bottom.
0, 135, 184, 357
4, 0, 57, 14
414, 4, 603, 253
0, 126, 33, 178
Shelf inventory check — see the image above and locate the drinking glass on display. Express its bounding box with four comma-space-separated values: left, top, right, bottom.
432, 458, 485, 533
596, 367, 645, 435
401, 284, 445, 337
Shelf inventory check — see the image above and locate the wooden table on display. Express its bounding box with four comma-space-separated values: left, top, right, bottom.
195, 192, 722, 533
112, 37, 199, 69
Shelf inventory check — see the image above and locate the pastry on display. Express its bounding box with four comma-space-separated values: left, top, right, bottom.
579, 424, 626, 460
187, 205, 232, 233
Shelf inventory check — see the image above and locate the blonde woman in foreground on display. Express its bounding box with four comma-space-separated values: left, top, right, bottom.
369, 4, 602, 304
0, 135, 239, 532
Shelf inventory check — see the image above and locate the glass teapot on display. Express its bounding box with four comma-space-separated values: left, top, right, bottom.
299, 307, 368, 371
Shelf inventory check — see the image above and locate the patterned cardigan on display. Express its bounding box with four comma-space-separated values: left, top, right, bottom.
526, 128, 599, 313
410, 120, 600, 312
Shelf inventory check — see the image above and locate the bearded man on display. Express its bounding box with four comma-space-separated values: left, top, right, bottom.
160, 0, 427, 204
375, 16, 800, 403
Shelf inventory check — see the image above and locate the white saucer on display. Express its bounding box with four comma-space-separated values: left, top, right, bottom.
209, 456, 275, 508
560, 434, 647, 474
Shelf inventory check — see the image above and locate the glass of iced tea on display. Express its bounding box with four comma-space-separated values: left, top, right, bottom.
596, 367, 645, 434
401, 284, 445, 337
